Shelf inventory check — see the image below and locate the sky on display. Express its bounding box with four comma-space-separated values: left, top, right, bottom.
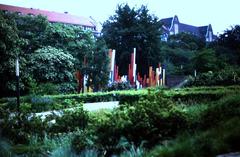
0, 0, 239, 35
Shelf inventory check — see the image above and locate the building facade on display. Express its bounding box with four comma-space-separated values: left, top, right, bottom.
160, 15, 215, 42
0, 4, 99, 35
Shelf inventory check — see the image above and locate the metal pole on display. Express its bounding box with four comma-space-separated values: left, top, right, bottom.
16, 57, 20, 117
194, 69, 197, 77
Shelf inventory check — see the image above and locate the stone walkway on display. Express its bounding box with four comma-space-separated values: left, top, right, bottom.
83, 101, 119, 111
217, 152, 240, 157
32, 101, 119, 120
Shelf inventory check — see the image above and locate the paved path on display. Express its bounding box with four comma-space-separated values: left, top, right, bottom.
217, 152, 240, 157
32, 101, 119, 120
174, 79, 189, 88
83, 101, 119, 111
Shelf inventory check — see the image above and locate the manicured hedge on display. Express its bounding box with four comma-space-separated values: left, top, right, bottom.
1, 86, 240, 113
1, 86, 240, 156
164, 86, 240, 102
146, 93, 240, 157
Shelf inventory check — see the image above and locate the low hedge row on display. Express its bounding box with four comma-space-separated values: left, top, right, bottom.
0, 86, 239, 113
165, 86, 240, 101
1, 88, 240, 156
146, 93, 240, 157
1, 107, 89, 144
0, 90, 148, 113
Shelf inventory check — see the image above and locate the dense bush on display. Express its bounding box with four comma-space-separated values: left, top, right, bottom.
31, 83, 59, 95
200, 94, 240, 129
57, 82, 77, 94
123, 92, 188, 146
1, 108, 88, 145
146, 93, 240, 157
186, 67, 240, 86
0, 95, 83, 113
29, 96, 54, 112
169, 90, 226, 103
0, 138, 14, 157
146, 117, 240, 157
71, 131, 98, 153
28, 82, 77, 96
72, 91, 188, 155
1, 87, 240, 156
1, 113, 48, 144
48, 107, 89, 133
105, 82, 133, 91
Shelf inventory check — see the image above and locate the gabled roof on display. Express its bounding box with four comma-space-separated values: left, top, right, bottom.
160, 17, 173, 28
0, 4, 96, 28
179, 23, 201, 36
160, 15, 214, 40
198, 26, 208, 37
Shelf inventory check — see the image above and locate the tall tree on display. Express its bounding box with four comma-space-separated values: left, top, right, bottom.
0, 11, 109, 95
102, 4, 162, 76
87, 38, 110, 91
7, 13, 49, 54
45, 23, 95, 71
159, 33, 205, 75
29, 46, 75, 83
192, 49, 218, 73
217, 25, 240, 65
168, 32, 206, 50
45, 23, 110, 90
0, 11, 26, 96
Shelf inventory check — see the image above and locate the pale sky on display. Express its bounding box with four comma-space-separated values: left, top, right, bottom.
0, 0, 239, 35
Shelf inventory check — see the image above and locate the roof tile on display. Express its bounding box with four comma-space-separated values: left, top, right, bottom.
0, 4, 95, 27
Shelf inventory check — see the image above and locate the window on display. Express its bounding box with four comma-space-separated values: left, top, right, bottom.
2, 10, 8, 13
28, 13, 34, 17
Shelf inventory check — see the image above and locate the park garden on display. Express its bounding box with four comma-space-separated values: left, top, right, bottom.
1, 86, 240, 156
1, 4, 240, 157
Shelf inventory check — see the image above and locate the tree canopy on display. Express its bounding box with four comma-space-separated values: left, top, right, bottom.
102, 4, 162, 76
0, 11, 109, 96
0, 11, 26, 96
29, 46, 75, 83
217, 25, 240, 65
1, 8, 240, 96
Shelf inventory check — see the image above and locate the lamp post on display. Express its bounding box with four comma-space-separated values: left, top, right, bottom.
16, 57, 20, 116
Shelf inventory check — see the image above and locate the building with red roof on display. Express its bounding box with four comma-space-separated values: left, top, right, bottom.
0, 4, 99, 34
